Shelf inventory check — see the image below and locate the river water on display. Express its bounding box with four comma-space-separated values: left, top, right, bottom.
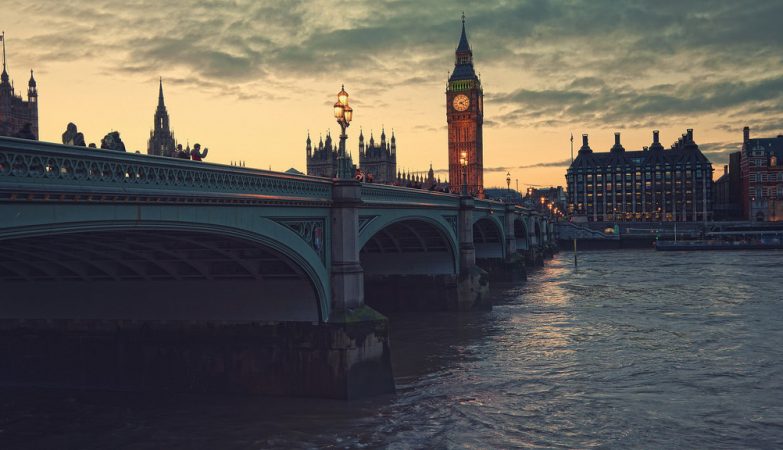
2, 250, 782, 449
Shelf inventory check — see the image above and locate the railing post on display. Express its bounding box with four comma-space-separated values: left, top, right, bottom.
330, 179, 364, 313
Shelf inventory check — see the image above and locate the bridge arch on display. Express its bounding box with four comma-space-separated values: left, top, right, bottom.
472, 216, 505, 259
359, 216, 458, 275
0, 213, 331, 322
514, 217, 529, 251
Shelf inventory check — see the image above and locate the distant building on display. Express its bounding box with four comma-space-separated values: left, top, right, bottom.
358, 129, 396, 183
740, 127, 783, 221
713, 151, 742, 220
305, 132, 339, 178
566, 130, 714, 222
147, 79, 177, 157
529, 186, 567, 212
0, 34, 38, 140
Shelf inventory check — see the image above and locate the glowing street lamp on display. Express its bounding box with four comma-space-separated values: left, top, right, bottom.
460, 150, 468, 196
333, 85, 354, 179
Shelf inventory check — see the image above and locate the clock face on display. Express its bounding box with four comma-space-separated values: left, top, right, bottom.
453, 94, 470, 111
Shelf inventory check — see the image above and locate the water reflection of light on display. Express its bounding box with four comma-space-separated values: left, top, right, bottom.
501, 255, 579, 359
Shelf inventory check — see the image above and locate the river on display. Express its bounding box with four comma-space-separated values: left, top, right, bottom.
1, 250, 782, 449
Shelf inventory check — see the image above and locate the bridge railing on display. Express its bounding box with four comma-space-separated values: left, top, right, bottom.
360, 183, 460, 208
0, 137, 332, 203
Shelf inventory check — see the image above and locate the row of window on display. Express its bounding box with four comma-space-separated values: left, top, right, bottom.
568, 170, 709, 182
749, 172, 783, 182
750, 186, 783, 198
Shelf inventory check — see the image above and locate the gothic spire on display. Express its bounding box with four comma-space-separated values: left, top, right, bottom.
158, 77, 165, 108
1, 31, 9, 84
457, 13, 471, 54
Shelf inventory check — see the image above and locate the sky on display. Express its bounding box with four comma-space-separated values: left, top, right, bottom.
3, 0, 782, 189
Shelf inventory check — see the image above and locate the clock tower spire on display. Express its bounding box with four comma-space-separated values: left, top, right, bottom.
447, 14, 484, 197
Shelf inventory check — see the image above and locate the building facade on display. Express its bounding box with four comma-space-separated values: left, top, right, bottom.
358, 129, 396, 183
713, 151, 742, 220
740, 127, 783, 221
306, 132, 339, 178
0, 35, 38, 140
446, 17, 484, 198
147, 79, 177, 157
566, 130, 714, 222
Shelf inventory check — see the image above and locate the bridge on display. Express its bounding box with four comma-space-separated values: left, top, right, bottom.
0, 136, 557, 398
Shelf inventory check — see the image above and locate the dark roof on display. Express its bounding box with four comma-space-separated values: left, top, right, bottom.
449, 63, 477, 82
570, 143, 711, 170
744, 137, 783, 158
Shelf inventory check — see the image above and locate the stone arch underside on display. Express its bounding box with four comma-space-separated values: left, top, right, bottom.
473, 217, 504, 259
0, 229, 321, 322
359, 218, 459, 312
514, 218, 529, 250
360, 219, 456, 275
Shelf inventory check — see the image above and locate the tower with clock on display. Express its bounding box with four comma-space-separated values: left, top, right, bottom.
447, 15, 484, 197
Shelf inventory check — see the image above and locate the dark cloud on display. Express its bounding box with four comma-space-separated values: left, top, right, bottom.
10, 0, 783, 125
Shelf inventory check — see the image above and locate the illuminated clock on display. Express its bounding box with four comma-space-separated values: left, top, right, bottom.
453, 94, 470, 111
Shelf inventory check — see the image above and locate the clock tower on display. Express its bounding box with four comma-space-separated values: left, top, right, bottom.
447, 15, 484, 197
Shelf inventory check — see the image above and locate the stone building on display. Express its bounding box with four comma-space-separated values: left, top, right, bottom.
740, 127, 783, 221
566, 130, 714, 222
305, 132, 339, 178
358, 129, 396, 183
0, 34, 38, 140
713, 151, 742, 220
147, 79, 177, 156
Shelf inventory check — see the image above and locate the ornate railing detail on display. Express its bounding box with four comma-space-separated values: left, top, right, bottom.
0, 137, 332, 203
360, 184, 459, 208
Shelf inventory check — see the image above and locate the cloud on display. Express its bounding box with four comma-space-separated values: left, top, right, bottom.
7, 0, 783, 159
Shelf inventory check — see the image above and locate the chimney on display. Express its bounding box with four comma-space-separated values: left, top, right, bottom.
743, 126, 750, 143
687, 129, 694, 142
582, 134, 589, 147
653, 130, 660, 144
614, 132, 621, 146
724, 165, 728, 175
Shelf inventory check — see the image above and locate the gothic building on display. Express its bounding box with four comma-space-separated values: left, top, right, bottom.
358, 128, 396, 183
147, 79, 177, 156
566, 130, 714, 222
0, 34, 38, 140
447, 16, 484, 198
306, 132, 339, 178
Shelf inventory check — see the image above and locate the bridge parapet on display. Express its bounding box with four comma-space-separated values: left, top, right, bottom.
0, 137, 332, 205
360, 183, 459, 208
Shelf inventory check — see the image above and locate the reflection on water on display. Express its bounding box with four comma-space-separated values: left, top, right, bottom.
2, 250, 783, 449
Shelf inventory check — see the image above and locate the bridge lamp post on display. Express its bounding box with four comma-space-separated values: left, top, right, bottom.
333, 85, 354, 179
506, 172, 511, 202
460, 151, 468, 196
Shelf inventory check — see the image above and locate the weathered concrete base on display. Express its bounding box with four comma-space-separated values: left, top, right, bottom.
477, 255, 527, 283
365, 268, 490, 313
0, 308, 395, 400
